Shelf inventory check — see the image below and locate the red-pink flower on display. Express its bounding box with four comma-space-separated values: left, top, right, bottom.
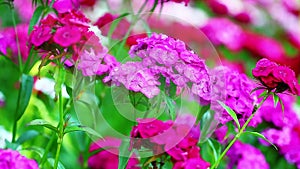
53, 25, 81, 47
94, 13, 130, 39
252, 58, 300, 95
53, 0, 79, 13
30, 26, 52, 47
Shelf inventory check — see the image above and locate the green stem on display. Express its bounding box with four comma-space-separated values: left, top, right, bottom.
211, 94, 269, 169
11, 120, 17, 143
11, 6, 23, 72
39, 133, 56, 167
54, 72, 65, 169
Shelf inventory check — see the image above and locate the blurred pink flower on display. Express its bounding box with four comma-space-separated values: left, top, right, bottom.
94, 13, 130, 39
0, 149, 39, 169
0, 24, 29, 62
201, 18, 245, 51
53, 0, 79, 13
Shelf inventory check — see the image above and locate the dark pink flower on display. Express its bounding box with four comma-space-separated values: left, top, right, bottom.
171, 0, 190, 6
79, 0, 96, 6
53, 0, 79, 13
30, 26, 52, 47
88, 137, 140, 169
53, 25, 81, 47
137, 118, 172, 138
252, 58, 300, 95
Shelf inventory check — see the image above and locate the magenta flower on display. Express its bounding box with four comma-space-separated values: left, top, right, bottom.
173, 158, 210, 169
53, 25, 81, 47
53, 0, 79, 13
252, 58, 300, 95
210, 66, 258, 126
0, 149, 39, 169
105, 62, 161, 98
29, 26, 52, 47
77, 49, 104, 76
88, 137, 140, 169
128, 33, 210, 100
227, 141, 270, 169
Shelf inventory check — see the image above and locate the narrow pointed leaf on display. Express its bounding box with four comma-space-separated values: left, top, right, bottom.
217, 101, 240, 130
64, 125, 102, 138
16, 130, 39, 145
250, 86, 266, 95
118, 140, 132, 169
196, 104, 210, 125
15, 74, 34, 121
27, 119, 58, 132
28, 6, 44, 33
242, 131, 278, 150
272, 93, 279, 107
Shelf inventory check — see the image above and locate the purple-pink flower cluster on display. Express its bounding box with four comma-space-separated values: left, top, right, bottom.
227, 141, 270, 169
107, 33, 210, 99
210, 66, 258, 126
0, 149, 39, 169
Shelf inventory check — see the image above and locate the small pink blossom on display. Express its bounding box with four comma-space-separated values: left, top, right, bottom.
53, 25, 81, 47
30, 26, 52, 47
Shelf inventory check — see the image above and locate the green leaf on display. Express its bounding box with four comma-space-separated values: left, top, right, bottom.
64, 125, 102, 138
150, 0, 159, 12
15, 74, 34, 121
250, 86, 266, 94
217, 101, 240, 130
242, 131, 278, 150
196, 104, 210, 125
28, 6, 44, 34
165, 96, 176, 120
48, 158, 65, 169
54, 67, 66, 96
118, 140, 133, 169
207, 138, 221, 163
278, 96, 285, 114
27, 119, 58, 132
16, 130, 39, 145
259, 90, 268, 98
272, 93, 279, 107
5, 139, 19, 150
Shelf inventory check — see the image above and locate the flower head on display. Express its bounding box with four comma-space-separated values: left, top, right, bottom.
227, 141, 270, 169
252, 58, 300, 95
210, 66, 257, 126
126, 33, 210, 100
0, 149, 39, 169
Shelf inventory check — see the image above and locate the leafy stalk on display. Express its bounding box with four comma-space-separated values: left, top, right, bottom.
211, 93, 270, 169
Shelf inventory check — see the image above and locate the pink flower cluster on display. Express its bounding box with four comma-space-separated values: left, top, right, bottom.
88, 137, 140, 169
29, 10, 115, 76
227, 141, 270, 169
107, 33, 210, 99
130, 118, 210, 169
252, 58, 300, 95
0, 149, 39, 169
210, 66, 258, 126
